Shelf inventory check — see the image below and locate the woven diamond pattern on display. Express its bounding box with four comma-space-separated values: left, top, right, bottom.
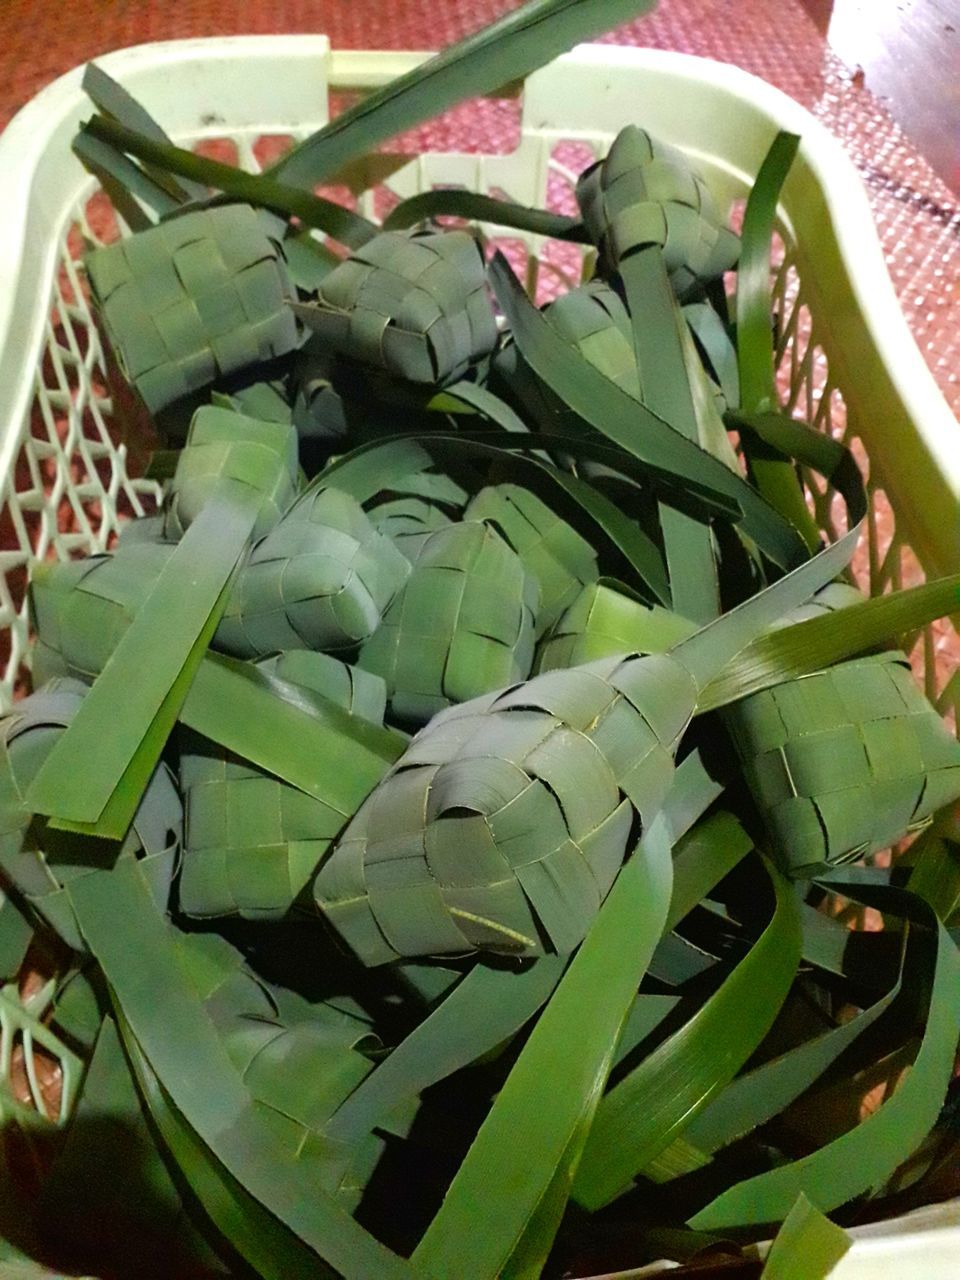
85, 204, 299, 415
294, 230, 497, 384
724, 651, 960, 877
357, 520, 538, 725
576, 125, 740, 297
314, 650, 698, 965
179, 652, 387, 921
213, 486, 411, 659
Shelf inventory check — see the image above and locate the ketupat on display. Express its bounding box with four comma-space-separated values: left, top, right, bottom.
30, 542, 175, 685
312, 526, 863, 967
464, 483, 599, 634
357, 519, 539, 724
179, 652, 388, 920
85, 204, 300, 417
293, 229, 498, 384
27, 405, 301, 684
725, 650, 960, 877
367, 469, 469, 545
313, 652, 674, 963
214, 485, 412, 658
163, 404, 299, 542
576, 123, 740, 298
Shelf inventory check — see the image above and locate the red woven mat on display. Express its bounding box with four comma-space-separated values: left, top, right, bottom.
1, 0, 957, 417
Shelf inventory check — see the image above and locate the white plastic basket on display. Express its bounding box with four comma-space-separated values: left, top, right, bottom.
0, 34, 957, 1276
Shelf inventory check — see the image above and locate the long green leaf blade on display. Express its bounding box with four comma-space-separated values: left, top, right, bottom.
385, 190, 587, 241
621, 246, 719, 623
327, 957, 565, 1143
121, 1017, 329, 1280
267, 0, 658, 187
489, 252, 808, 569
760, 1194, 852, 1279
690, 882, 960, 1229
181, 653, 406, 814
82, 61, 207, 203
682, 945, 902, 1156
699, 571, 960, 711
82, 115, 379, 248
734, 131, 821, 552
574, 860, 802, 1209
412, 815, 675, 1279
25, 492, 257, 831
737, 132, 800, 413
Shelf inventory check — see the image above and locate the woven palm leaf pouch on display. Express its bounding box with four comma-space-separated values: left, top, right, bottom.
179, 651, 388, 921
576, 123, 740, 297
723, 650, 960, 877
85, 203, 299, 417
293, 229, 497, 385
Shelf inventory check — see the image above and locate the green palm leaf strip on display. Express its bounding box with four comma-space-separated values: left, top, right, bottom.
66, 857, 414, 1279
619, 217, 720, 622
760, 1194, 852, 1279
72, 130, 169, 230
120, 1019, 330, 1280
573, 859, 802, 1209
412, 811, 675, 1280
699, 570, 960, 711
659, 748, 732, 847
180, 653, 406, 814
665, 809, 754, 933
82, 62, 207, 203
684, 300, 739, 407
383, 189, 587, 241
907, 807, 960, 921
23, 409, 298, 838
0, 887, 32, 983
488, 251, 809, 569
39, 1015, 217, 1275
729, 408, 867, 527
672, 520, 859, 691
24, 495, 254, 838
80, 115, 378, 248
736, 133, 798, 412
265, 0, 659, 187
325, 955, 566, 1143
735, 131, 821, 552
689, 878, 960, 1229
677, 933, 904, 1158
679, 313, 743, 473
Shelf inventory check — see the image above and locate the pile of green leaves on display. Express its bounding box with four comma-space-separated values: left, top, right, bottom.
2, 3, 959, 1278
